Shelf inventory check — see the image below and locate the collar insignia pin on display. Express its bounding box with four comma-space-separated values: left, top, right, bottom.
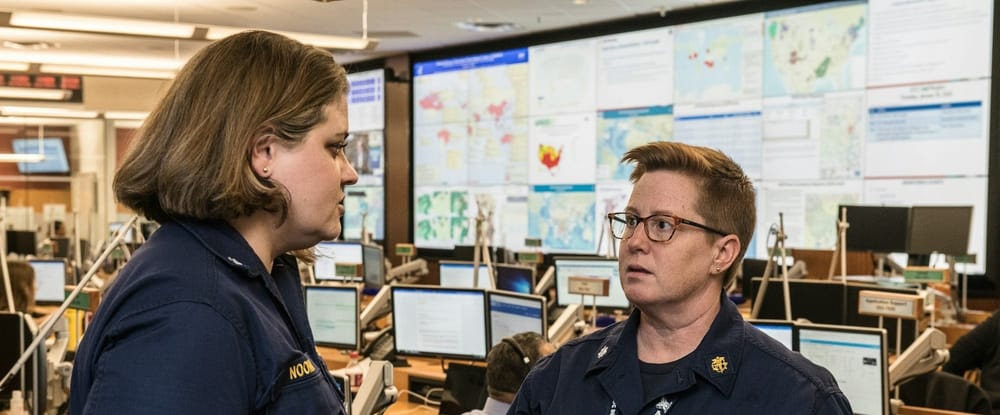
711, 356, 728, 374
597, 345, 608, 359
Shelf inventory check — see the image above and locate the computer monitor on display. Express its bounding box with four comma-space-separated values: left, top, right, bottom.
439, 260, 493, 290
749, 278, 845, 325
488, 291, 547, 348
362, 244, 385, 288
303, 284, 360, 350
796, 324, 888, 415
439, 363, 488, 414
12, 137, 69, 174
50, 237, 71, 259
906, 206, 973, 257
494, 264, 535, 294
0, 312, 47, 412
5, 230, 36, 256
840, 205, 910, 253
747, 319, 794, 350
314, 241, 364, 282
28, 259, 67, 304
553, 257, 629, 310
108, 221, 136, 243
391, 286, 488, 361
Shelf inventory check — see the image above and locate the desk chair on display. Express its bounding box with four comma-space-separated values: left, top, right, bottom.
0, 312, 46, 414
898, 371, 993, 415
437, 363, 487, 415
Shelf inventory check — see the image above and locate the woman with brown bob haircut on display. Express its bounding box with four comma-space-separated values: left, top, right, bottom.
70, 31, 358, 414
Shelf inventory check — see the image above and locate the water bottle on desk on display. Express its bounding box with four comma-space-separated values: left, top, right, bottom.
345, 351, 364, 388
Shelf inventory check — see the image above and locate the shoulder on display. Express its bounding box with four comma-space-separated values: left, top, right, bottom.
525, 321, 621, 383
97, 233, 254, 342
741, 322, 842, 394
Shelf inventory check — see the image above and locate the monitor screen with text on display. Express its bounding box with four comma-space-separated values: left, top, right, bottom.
488, 291, 546, 347
29, 259, 66, 304
439, 261, 493, 289
797, 324, 887, 415
392, 286, 489, 360
304, 285, 360, 350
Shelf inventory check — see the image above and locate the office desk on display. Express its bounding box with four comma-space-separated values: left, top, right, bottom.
385, 400, 438, 414
936, 323, 976, 346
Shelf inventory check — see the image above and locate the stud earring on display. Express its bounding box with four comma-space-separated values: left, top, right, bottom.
262, 167, 269, 174
715, 267, 721, 273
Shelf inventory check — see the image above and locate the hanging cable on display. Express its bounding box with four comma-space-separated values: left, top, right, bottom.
173, 6, 181, 60
362, 0, 369, 40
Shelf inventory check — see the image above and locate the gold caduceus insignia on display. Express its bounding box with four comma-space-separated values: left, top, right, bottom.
711, 356, 728, 374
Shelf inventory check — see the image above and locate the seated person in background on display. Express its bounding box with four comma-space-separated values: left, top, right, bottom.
463, 332, 554, 415
0, 260, 36, 315
943, 309, 1000, 411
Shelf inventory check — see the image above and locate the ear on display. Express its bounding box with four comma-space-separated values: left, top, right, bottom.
712, 234, 741, 274
250, 129, 276, 177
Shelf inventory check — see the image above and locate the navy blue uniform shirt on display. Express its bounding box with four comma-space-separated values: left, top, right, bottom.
508, 293, 852, 415
70, 219, 345, 414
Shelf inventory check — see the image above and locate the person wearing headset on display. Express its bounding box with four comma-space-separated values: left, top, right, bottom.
463, 332, 554, 415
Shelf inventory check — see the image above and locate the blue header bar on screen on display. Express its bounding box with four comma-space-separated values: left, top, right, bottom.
413, 48, 529, 76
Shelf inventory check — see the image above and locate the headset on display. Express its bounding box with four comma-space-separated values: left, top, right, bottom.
501, 337, 532, 370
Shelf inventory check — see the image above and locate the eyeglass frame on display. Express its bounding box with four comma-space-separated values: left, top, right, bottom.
606, 211, 729, 242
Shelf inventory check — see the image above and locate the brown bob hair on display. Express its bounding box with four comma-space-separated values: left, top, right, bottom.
114, 31, 348, 224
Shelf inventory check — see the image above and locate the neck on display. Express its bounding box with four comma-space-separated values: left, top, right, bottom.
228, 212, 282, 273
635, 290, 721, 363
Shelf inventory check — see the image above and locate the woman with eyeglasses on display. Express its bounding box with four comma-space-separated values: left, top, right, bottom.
509, 141, 852, 415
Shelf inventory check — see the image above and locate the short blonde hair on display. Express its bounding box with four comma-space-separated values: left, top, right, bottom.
623, 141, 756, 289
114, 31, 348, 224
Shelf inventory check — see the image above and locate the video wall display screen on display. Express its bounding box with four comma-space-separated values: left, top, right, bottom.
344, 69, 386, 241
410, 0, 993, 274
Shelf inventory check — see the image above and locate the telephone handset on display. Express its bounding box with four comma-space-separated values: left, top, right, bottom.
362, 327, 395, 362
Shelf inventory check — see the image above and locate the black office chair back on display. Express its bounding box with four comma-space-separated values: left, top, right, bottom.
438, 362, 487, 415
0, 312, 47, 414
898, 371, 993, 415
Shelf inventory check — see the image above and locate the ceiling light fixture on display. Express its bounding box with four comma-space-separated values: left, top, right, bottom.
205, 26, 377, 50
0, 106, 99, 118
104, 111, 149, 120
40, 64, 175, 80
0, 86, 71, 100
0, 153, 44, 163
0, 61, 29, 72
9, 11, 197, 38
0, 50, 182, 71
455, 21, 519, 33
5, 10, 376, 51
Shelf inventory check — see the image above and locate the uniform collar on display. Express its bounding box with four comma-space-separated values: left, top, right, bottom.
686, 293, 745, 398
171, 218, 272, 279
586, 292, 746, 408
